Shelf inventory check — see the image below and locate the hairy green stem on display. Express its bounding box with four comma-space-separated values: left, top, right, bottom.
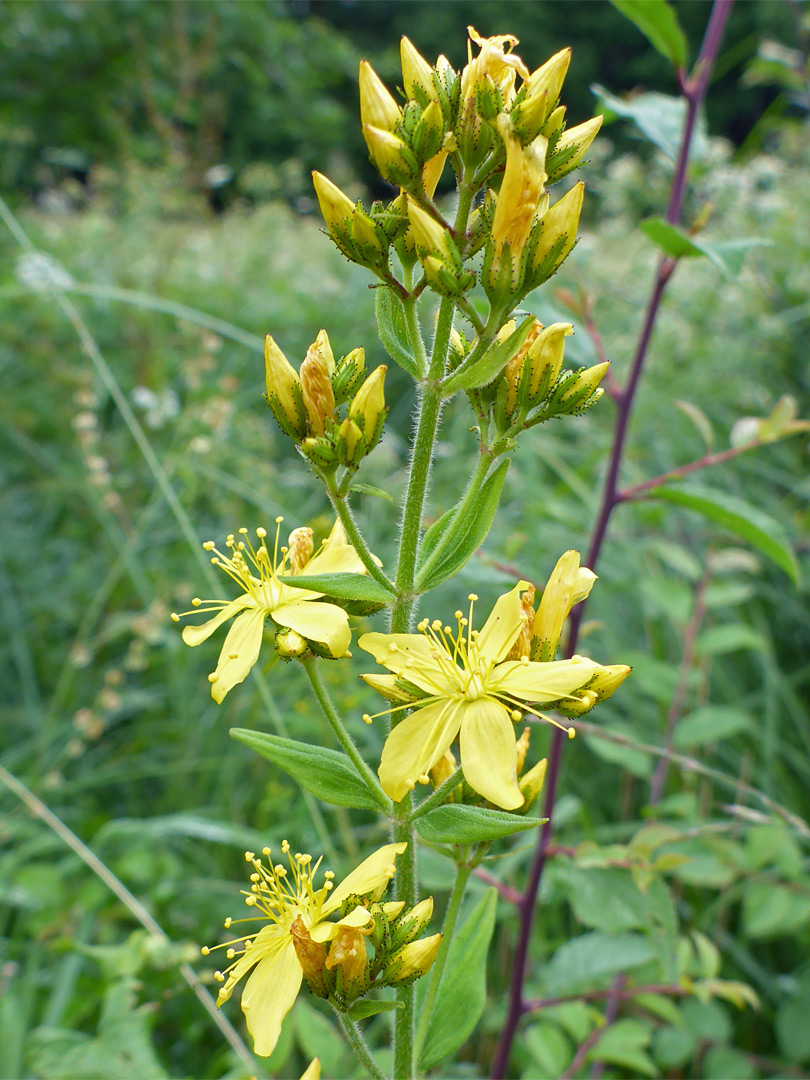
302, 656, 391, 811
402, 294, 429, 377
337, 1012, 387, 1080
410, 766, 464, 821
322, 475, 397, 591
414, 862, 473, 1060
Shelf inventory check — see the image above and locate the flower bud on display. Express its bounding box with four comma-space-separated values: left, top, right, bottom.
361, 673, 418, 703
300, 334, 336, 436
430, 749, 458, 792
525, 322, 573, 403
401, 37, 435, 102
515, 726, 531, 775
264, 334, 307, 440
384, 933, 442, 985
411, 100, 445, 163
519, 757, 548, 812
348, 365, 387, 450
528, 181, 584, 286
390, 897, 434, 950
511, 49, 571, 144
300, 435, 339, 470
332, 347, 367, 405
336, 416, 364, 467
359, 60, 402, 133
547, 361, 609, 416
532, 550, 596, 661
489, 124, 548, 291
363, 125, 421, 187
312, 171, 386, 268
556, 664, 631, 717
276, 627, 308, 659
312, 170, 355, 230
505, 584, 537, 659
546, 116, 603, 183
406, 198, 458, 266
290, 915, 329, 997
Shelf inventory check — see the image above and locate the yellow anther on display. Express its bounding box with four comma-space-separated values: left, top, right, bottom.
226, 948, 236, 959
201, 946, 210, 956
239, 527, 248, 534
510, 709, 522, 721
418, 619, 429, 631
568, 727, 576, 739
262, 846, 271, 856
224, 917, 232, 928
468, 593, 478, 602
203, 541, 215, 551
281, 840, 290, 853
324, 871, 335, 879
245, 894, 256, 906
324, 880, 333, 890
275, 516, 284, 524
207, 673, 217, 683
431, 619, 442, 630
417, 773, 430, 785
444, 626, 452, 635
454, 610, 463, 619
228, 651, 238, 660
388, 643, 399, 652
192, 598, 201, 607
363, 713, 373, 724
257, 527, 267, 538
214, 971, 225, 982
170, 613, 179, 622
250, 873, 260, 882
521, 655, 529, 664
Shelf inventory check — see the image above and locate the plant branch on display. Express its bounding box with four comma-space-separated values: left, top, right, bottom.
618, 439, 761, 500
322, 474, 397, 591
523, 981, 693, 1014
490, 5, 735, 1074
561, 975, 626, 1080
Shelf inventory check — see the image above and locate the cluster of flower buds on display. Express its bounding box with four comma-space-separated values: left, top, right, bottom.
291, 896, 441, 1011
310, 29, 601, 308
513, 553, 631, 714
264, 330, 387, 470
466, 317, 608, 435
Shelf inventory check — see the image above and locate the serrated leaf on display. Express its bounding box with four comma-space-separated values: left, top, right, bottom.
610, 0, 688, 67
641, 218, 770, 277
672, 706, 753, 748
442, 316, 536, 395
419, 889, 496, 1070
347, 482, 394, 503
647, 485, 800, 583
346, 999, 403, 1021
277, 572, 395, 602
413, 805, 541, 844
376, 287, 422, 378
416, 460, 509, 590
593, 86, 705, 161
230, 729, 382, 809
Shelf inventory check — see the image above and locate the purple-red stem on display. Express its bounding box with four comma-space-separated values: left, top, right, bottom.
490, 4, 734, 1075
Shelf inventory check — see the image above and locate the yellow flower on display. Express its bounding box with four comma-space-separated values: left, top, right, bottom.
490, 120, 548, 278
359, 583, 604, 809
460, 26, 529, 108
203, 841, 406, 1057
173, 518, 367, 701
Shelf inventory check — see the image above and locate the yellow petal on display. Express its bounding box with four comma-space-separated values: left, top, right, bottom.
323, 844, 407, 915
301, 1060, 321, 1080
358, 633, 457, 695
272, 599, 352, 657
475, 582, 530, 662
378, 699, 463, 802
241, 937, 302, 1058
181, 596, 254, 647
310, 905, 373, 942
217, 923, 286, 1003
491, 656, 604, 702
459, 698, 523, 809
303, 530, 368, 576
210, 608, 267, 703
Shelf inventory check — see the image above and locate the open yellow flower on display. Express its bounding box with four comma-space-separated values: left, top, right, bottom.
203, 841, 406, 1057
173, 518, 367, 702
359, 583, 604, 809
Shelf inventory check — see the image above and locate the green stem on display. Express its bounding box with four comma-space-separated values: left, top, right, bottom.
302, 656, 391, 812
323, 475, 397, 592
410, 766, 464, 821
402, 294, 429, 378
337, 1011, 387, 1080
388, 183, 476, 1080
415, 452, 495, 589
414, 862, 473, 1060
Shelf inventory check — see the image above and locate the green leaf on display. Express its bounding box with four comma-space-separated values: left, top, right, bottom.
610, 0, 688, 68
347, 482, 394, 503
586, 1018, 656, 1078
565, 867, 651, 933
420, 889, 497, 1070
416, 460, 510, 590
526, 1022, 573, 1078
541, 932, 656, 995
776, 973, 810, 1063
413, 805, 541, 844
648, 485, 800, 583
277, 571, 395, 602
375, 287, 422, 378
703, 1046, 755, 1080
742, 881, 810, 939
672, 705, 753, 748
695, 624, 768, 656
673, 399, 714, 449
346, 999, 403, 1021
230, 729, 380, 809
442, 315, 536, 395
593, 86, 705, 161
640, 218, 770, 277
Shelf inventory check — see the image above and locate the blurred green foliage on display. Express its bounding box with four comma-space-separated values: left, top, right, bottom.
1, 3, 810, 1078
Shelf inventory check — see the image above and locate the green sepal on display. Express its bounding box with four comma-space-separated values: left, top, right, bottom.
230, 729, 381, 809
442, 316, 536, 395
413, 804, 542, 844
